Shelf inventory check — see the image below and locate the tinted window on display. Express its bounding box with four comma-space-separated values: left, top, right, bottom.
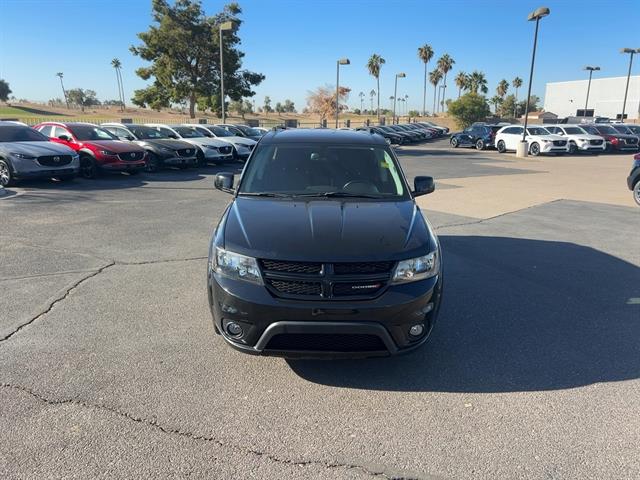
54, 126, 73, 139
594, 126, 618, 135
564, 127, 586, 135
527, 127, 550, 136
208, 125, 232, 137
129, 125, 165, 139
174, 127, 203, 138
223, 125, 244, 136
239, 144, 407, 198
38, 125, 53, 136
69, 125, 117, 141
612, 125, 631, 134
0, 125, 50, 142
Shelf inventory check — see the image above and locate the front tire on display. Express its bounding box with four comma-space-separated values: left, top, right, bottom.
529, 142, 540, 156
0, 159, 14, 187
568, 142, 577, 154
196, 150, 206, 167
497, 140, 506, 153
450, 137, 459, 148
475, 139, 485, 150
634, 181, 640, 206
146, 152, 161, 173
80, 155, 97, 179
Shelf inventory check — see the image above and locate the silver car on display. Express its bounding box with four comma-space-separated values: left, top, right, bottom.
188, 124, 256, 161
145, 124, 234, 165
0, 121, 79, 186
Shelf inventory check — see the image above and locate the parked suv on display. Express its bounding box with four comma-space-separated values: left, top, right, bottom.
145, 124, 234, 165
545, 125, 606, 154
208, 129, 443, 357
581, 124, 639, 153
35, 122, 146, 178
628, 153, 640, 206
450, 124, 502, 150
495, 125, 569, 155
0, 121, 79, 186
188, 124, 256, 161
102, 123, 197, 172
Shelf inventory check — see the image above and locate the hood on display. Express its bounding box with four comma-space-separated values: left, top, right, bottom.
223, 197, 434, 262
83, 140, 145, 153
138, 138, 196, 150
527, 134, 565, 141
182, 137, 231, 148
221, 136, 257, 146
0, 141, 76, 156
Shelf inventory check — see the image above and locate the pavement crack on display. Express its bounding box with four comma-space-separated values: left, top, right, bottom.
0, 262, 115, 343
118, 256, 208, 266
0, 383, 416, 479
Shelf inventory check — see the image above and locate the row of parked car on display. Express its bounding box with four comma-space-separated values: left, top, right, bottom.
450, 122, 640, 155
0, 121, 269, 186
355, 122, 449, 144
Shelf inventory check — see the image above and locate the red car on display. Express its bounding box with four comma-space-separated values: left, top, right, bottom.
34, 122, 147, 178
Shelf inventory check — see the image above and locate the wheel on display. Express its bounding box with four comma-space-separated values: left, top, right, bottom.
497, 140, 506, 153
634, 181, 640, 206
196, 150, 206, 167
605, 143, 613, 153
146, 152, 161, 173
450, 137, 459, 148
475, 139, 485, 150
0, 159, 14, 187
529, 142, 540, 156
79, 155, 97, 179
568, 142, 577, 154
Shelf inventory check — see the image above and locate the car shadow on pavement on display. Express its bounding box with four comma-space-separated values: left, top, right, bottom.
288, 235, 640, 393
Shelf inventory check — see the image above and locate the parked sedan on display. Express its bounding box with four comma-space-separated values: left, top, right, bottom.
450, 124, 503, 150
35, 122, 146, 178
377, 125, 416, 144
395, 124, 428, 141
417, 122, 449, 135
102, 123, 198, 172
189, 124, 256, 161
231, 124, 265, 141
495, 125, 569, 155
545, 125, 606, 154
0, 121, 79, 186
581, 124, 639, 152
628, 152, 640, 206
404, 124, 436, 139
145, 124, 234, 165
356, 126, 404, 145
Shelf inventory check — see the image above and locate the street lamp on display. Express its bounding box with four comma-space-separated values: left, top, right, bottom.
219, 20, 236, 124
620, 48, 639, 121
520, 6, 550, 156
393, 73, 406, 123
582, 66, 600, 117
335, 58, 350, 128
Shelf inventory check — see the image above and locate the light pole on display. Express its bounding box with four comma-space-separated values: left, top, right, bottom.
393, 73, 406, 124
335, 58, 350, 128
620, 48, 639, 121
583, 66, 600, 117
219, 21, 235, 124
519, 6, 550, 157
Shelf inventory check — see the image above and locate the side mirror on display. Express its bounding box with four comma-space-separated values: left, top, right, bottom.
125, 135, 135, 141
168, 134, 178, 139
214, 172, 235, 193
58, 134, 71, 142
413, 176, 435, 197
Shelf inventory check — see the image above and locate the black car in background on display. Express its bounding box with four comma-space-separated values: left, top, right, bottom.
581, 124, 639, 152
450, 124, 502, 150
102, 123, 198, 172
356, 126, 404, 145
377, 125, 416, 143
386, 125, 422, 142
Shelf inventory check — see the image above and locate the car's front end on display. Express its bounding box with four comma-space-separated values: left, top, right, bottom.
145, 140, 198, 167
627, 153, 640, 206
1, 143, 80, 184
188, 139, 234, 163
569, 134, 606, 152
90, 142, 147, 173
534, 135, 569, 154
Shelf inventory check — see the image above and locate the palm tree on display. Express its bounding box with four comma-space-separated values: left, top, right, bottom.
417, 44, 434, 116
56, 72, 69, 109
496, 79, 509, 99
490, 95, 502, 114
429, 69, 443, 116
404, 94, 409, 116
367, 54, 385, 120
454, 72, 468, 98
369, 89, 376, 113
111, 58, 125, 111
468, 70, 488, 94
512, 76, 523, 117
436, 54, 455, 112
358, 91, 365, 113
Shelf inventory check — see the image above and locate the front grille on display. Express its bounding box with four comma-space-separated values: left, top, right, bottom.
37, 155, 73, 167
268, 280, 322, 296
553, 140, 567, 146
177, 148, 195, 157
265, 333, 386, 352
260, 258, 394, 300
625, 138, 638, 145
118, 151, 145, 161
589, 139, 603, 146
219, 146, 232, 155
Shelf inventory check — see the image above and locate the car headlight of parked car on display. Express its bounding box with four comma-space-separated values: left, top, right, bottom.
391, 251, 439, 284
205, 145, 219, 150
10, 152, 37, 160
158, 145, 175, 152
99, 150, 117, 156
213, 248, 263, 285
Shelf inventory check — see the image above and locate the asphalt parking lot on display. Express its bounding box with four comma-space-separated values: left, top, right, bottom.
1, 139, 639, 479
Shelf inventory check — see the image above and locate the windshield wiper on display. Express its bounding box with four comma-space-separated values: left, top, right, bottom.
237, 192, 294, 198
294, 191, 383, 199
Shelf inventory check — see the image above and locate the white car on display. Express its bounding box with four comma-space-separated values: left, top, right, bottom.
495, 125, 569, 156
545, 125, 606, 154
187, 124, 256, 161
144, 124, 234, 165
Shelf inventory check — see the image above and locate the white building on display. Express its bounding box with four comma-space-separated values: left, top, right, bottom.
544, 75, 640, 120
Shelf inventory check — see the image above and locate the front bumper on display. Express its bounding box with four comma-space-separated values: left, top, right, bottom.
162, 155, 197, 166
14, 167, 79, 180
208, 269, 443, 358
576, 141, 606, 151
539, 143, 569, 153
204, 149, 234, 161
101, 160, 146, 171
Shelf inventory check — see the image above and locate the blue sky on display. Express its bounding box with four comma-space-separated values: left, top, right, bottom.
1, 0, 639, 112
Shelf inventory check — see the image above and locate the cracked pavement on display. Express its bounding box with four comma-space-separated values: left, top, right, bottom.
1, 140, 639, 479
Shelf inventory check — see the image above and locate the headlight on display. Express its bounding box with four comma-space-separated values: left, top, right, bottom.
10, 152, 37, 160
578, 138, 589, 142
391, 251, 439, 284
213, 248, 263, 285
205, 145, 219, 150
158, 145, 174, 152
541, 139, 551, 143
99, 150, 117, 155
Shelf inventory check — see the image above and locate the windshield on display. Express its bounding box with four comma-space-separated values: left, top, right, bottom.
612, 125, 631, 134
174, 126, 203, 138
0, 125, 50, 142
234, 125, 260, 136
70, 125, 117, 141
208, 125, 232, 137
527, 127, 550, 136
595, 125, 618, 135
239, 143, 408, 199
564, 127, 586, 135
129, 125, 166, 139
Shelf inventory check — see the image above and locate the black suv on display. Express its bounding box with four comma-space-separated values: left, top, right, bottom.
450, 124, 502, 150
208, 129, 443, 358
102, 123, 198, 172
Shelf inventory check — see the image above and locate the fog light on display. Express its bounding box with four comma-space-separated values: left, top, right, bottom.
226, 322, 243, 337
409, 324, 424, 337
